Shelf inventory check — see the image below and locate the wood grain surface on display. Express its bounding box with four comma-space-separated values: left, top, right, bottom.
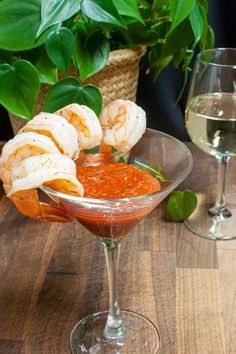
0, 143, 236, 354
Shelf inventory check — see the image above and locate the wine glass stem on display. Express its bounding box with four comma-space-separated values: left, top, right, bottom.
102, 240, 126, 339
209, 156, 231, 217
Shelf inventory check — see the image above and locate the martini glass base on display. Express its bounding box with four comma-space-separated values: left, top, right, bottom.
184, 203, 236, 240
69, 310, 160, 354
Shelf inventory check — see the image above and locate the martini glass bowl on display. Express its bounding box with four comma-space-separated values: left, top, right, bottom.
42, 129, 192, 354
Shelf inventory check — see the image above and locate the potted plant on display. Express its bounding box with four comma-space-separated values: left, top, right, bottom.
0, 0, 214, 134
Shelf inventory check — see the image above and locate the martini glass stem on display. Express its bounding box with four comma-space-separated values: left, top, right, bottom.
209, 155, 231, 217
102, 240, 126, 339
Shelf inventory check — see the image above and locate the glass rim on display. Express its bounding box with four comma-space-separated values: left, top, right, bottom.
197, 48, 236, 68
40, 129, 193, 205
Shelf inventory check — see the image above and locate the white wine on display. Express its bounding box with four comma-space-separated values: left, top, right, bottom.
186, 93, 236, 156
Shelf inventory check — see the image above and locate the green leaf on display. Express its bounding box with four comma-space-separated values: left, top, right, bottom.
205, 25, 215, 49
198, 6, 214, 51
37, 0, 81, 37
198, 0, 208, 51
167, 190, 197, 222
139, 0, 150, 9
117, 156, 126, 163
34, 47, 58, 85
163, 20, 194, 57
155, 55, 173, 77
176, 48, 194, 102
113, 0, 144, 25
133, 158, 167, 182
173, 49, 186, 67
74, 30, 110, 81
81, 0, 125, 27
197, 0, 208, 13
152, 0, 169, 9
153, 0, 167, 7
46, 28, 75, 75
169, 0, 196, 32
0, 60, 40, 119
189, 3, 204, 44
122, 22, 160, 46
84, 146, 100, 154
0, 0, 59, 51
148, 44, 163, 68
44, 77, 102, 116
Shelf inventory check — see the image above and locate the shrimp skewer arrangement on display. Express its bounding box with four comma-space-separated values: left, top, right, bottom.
0, 99, 146, 222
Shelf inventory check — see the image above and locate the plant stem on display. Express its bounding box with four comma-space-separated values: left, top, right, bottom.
208, 156, 232, 218
102, 239, 126, 339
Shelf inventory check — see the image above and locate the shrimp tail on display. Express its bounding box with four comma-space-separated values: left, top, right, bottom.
11, 189, 69, 223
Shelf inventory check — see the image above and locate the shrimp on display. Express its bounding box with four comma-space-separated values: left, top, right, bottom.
8, 154, 84, 222
56, 103, 103, 150
20, 113, 79, 159
11, 190, 69, 222
0, 132, 61, 189
99, 99, 146, 153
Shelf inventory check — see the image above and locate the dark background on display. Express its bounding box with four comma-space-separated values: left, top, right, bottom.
0, 0, 235, 141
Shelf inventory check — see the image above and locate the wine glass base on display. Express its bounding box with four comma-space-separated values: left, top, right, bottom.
69, 310, 160, 354
184, 203, 236, 240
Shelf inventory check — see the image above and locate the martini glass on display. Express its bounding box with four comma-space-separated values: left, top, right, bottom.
185, 48, 236, 240
42, 129, 192, 354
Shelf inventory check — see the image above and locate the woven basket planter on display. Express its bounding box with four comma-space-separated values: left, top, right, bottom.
9, 46, 146, 135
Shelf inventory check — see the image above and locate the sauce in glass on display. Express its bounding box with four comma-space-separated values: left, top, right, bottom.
77, 163, 160, 199
61, 162, 161, 239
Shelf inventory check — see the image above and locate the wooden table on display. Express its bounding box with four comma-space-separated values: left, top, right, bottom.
0, 144, 236, 354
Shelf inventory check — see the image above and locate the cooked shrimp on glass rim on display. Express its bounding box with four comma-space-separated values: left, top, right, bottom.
99, 99, 146, 153
10, 154, 84, 222
56, 103, 103, 150
20, 113, 79, 159
0, 132, 61, 191
0, 99, 149, 222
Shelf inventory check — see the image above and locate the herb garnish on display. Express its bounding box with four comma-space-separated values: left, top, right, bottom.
84, 146, 100, 154
132, 158, 167, 182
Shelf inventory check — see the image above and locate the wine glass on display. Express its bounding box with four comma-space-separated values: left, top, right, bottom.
185, 48, 236, 240
41, 129, 192, 353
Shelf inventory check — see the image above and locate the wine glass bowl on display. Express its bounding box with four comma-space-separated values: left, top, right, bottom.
41, 129, 192, 353
185, 48, 236, 240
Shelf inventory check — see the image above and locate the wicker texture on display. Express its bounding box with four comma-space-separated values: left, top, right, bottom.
84, 46, 146, 107
9, 46, 146, 135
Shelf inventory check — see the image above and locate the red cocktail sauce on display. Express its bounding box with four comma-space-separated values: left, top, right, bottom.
76, 163, 160, 199
63, 162, 161, 239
